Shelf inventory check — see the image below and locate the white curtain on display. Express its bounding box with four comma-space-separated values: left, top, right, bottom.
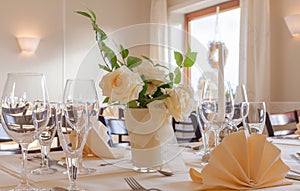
239, 0, 270, 104
150, 0, 168, 65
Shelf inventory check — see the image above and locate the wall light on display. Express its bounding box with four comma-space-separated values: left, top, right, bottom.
284, 14, 300, 38
17, 36, 40, 54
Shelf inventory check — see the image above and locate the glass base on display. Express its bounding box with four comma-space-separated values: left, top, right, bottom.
133, 166, 157, 173
7, 184, 42, 191
195, 149, 211, 166
31, 167, 57, 175
67, 184, 88, 191
78, 166, 96, 175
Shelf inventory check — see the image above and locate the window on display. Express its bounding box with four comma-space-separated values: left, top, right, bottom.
185, 0, 240, 91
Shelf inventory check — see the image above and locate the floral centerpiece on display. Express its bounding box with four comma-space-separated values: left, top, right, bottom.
77, 8, 198, 169
76, 8, 197, 122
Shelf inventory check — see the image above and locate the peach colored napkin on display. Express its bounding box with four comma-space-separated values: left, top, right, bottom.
190, 131, 292, 190
295, 122, 300, 134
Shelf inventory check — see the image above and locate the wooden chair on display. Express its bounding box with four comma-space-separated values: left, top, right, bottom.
265, 111, 298, 137
99, 115, 129, 147
172, 112, 202, 143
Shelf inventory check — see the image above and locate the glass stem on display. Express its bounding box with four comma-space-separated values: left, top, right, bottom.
214, 129, 220, 147
20, 143, 30, 188
66, 156, 79, 190
40, 144, 50, 168
202, 129, 209, 152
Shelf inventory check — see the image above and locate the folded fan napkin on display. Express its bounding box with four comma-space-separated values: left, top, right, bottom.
295, 122, 300, 134
84, 118, 124, 159
190, 131, 292, 190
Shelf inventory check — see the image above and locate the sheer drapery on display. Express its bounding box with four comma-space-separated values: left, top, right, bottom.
150, 0, 168, 65
239, 0, 270, 104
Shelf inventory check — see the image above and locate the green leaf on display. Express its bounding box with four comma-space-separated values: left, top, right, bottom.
174, 67, 181, 84
154, 63, 169, 70
120, 45, 129, 59
102, 45, 118, 69
169, 72, 174, 81
151, 83, 172, 98
75, 11, 92, 19
174, 51, 183, 67
92, 23, 107, 41
127, 56, 142, 69
159, 83, 172, 89
183, 47, 197, 67
143, 94, 170, 106
139, 76, 148, 97
152, 94, 170, 101
142, 55, 154, 65
102, 97, 109, 103
127, 100, 139, 108
98, 64, 111, 72
87, 8, 96, 21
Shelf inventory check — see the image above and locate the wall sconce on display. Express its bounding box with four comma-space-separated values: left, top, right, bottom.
17, 36, 40, 54
284, 14, 300, 38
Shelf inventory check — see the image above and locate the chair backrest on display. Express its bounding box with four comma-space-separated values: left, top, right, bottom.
100, 116, 129, 147
0, 123, 12, 142
0, 123, 20, 155
265, 111, 298, 137
172, 112, 202, 143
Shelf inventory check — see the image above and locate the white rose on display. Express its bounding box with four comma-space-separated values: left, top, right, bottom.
135, 62, 167, 83
100, 66, 144, 104
163, 85, 195, 122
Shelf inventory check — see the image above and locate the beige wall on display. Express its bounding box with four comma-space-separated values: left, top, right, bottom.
270, 0, 300, 102
0, 0, 64, 101
1, 0, 300, 105
0, 0, 151, 101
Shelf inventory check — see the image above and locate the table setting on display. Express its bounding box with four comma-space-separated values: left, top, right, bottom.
1, 7, 300, 191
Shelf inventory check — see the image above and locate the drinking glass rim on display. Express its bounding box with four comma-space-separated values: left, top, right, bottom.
7, 72, 44, 76
66, 78, 94, 82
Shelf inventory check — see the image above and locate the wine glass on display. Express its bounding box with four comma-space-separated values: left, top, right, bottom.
201, 80, 234, 147
242, 101, 266, 134
219, 82, 236, 140
0, 73, 50, 191
195, 79, 216, 163
230, 84, 248, 130
31, 102, 62, 175
57, 79, 99, 191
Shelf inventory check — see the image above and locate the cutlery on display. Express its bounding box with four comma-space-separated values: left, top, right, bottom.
290, 154, 300, 164
179, 145, 201, 150
271, 136, 300, 140
290, 169, 300, 175
286, 173, 300, 181
98, 159, 129, 166
157, 169, 173, 176
124, 176, 162, 191
49, 187, 68, 191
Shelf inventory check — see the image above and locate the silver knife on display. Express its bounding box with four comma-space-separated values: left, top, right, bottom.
286, 173, 300, 181
290, 154, 300, 164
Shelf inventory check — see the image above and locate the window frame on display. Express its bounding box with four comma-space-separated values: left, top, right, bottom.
183, 0, 240, 85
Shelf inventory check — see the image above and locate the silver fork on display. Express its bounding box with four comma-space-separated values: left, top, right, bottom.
124, 176, 162, 191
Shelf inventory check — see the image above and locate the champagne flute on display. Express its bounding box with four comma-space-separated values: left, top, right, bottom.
0, 73, 50, 191
57, 79, 99, 191
242, 101, 266, 134
195, 79, 216, 163
31, 102, 62, 175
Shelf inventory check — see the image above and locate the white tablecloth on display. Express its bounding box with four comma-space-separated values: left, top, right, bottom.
1, 139, 300, 191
